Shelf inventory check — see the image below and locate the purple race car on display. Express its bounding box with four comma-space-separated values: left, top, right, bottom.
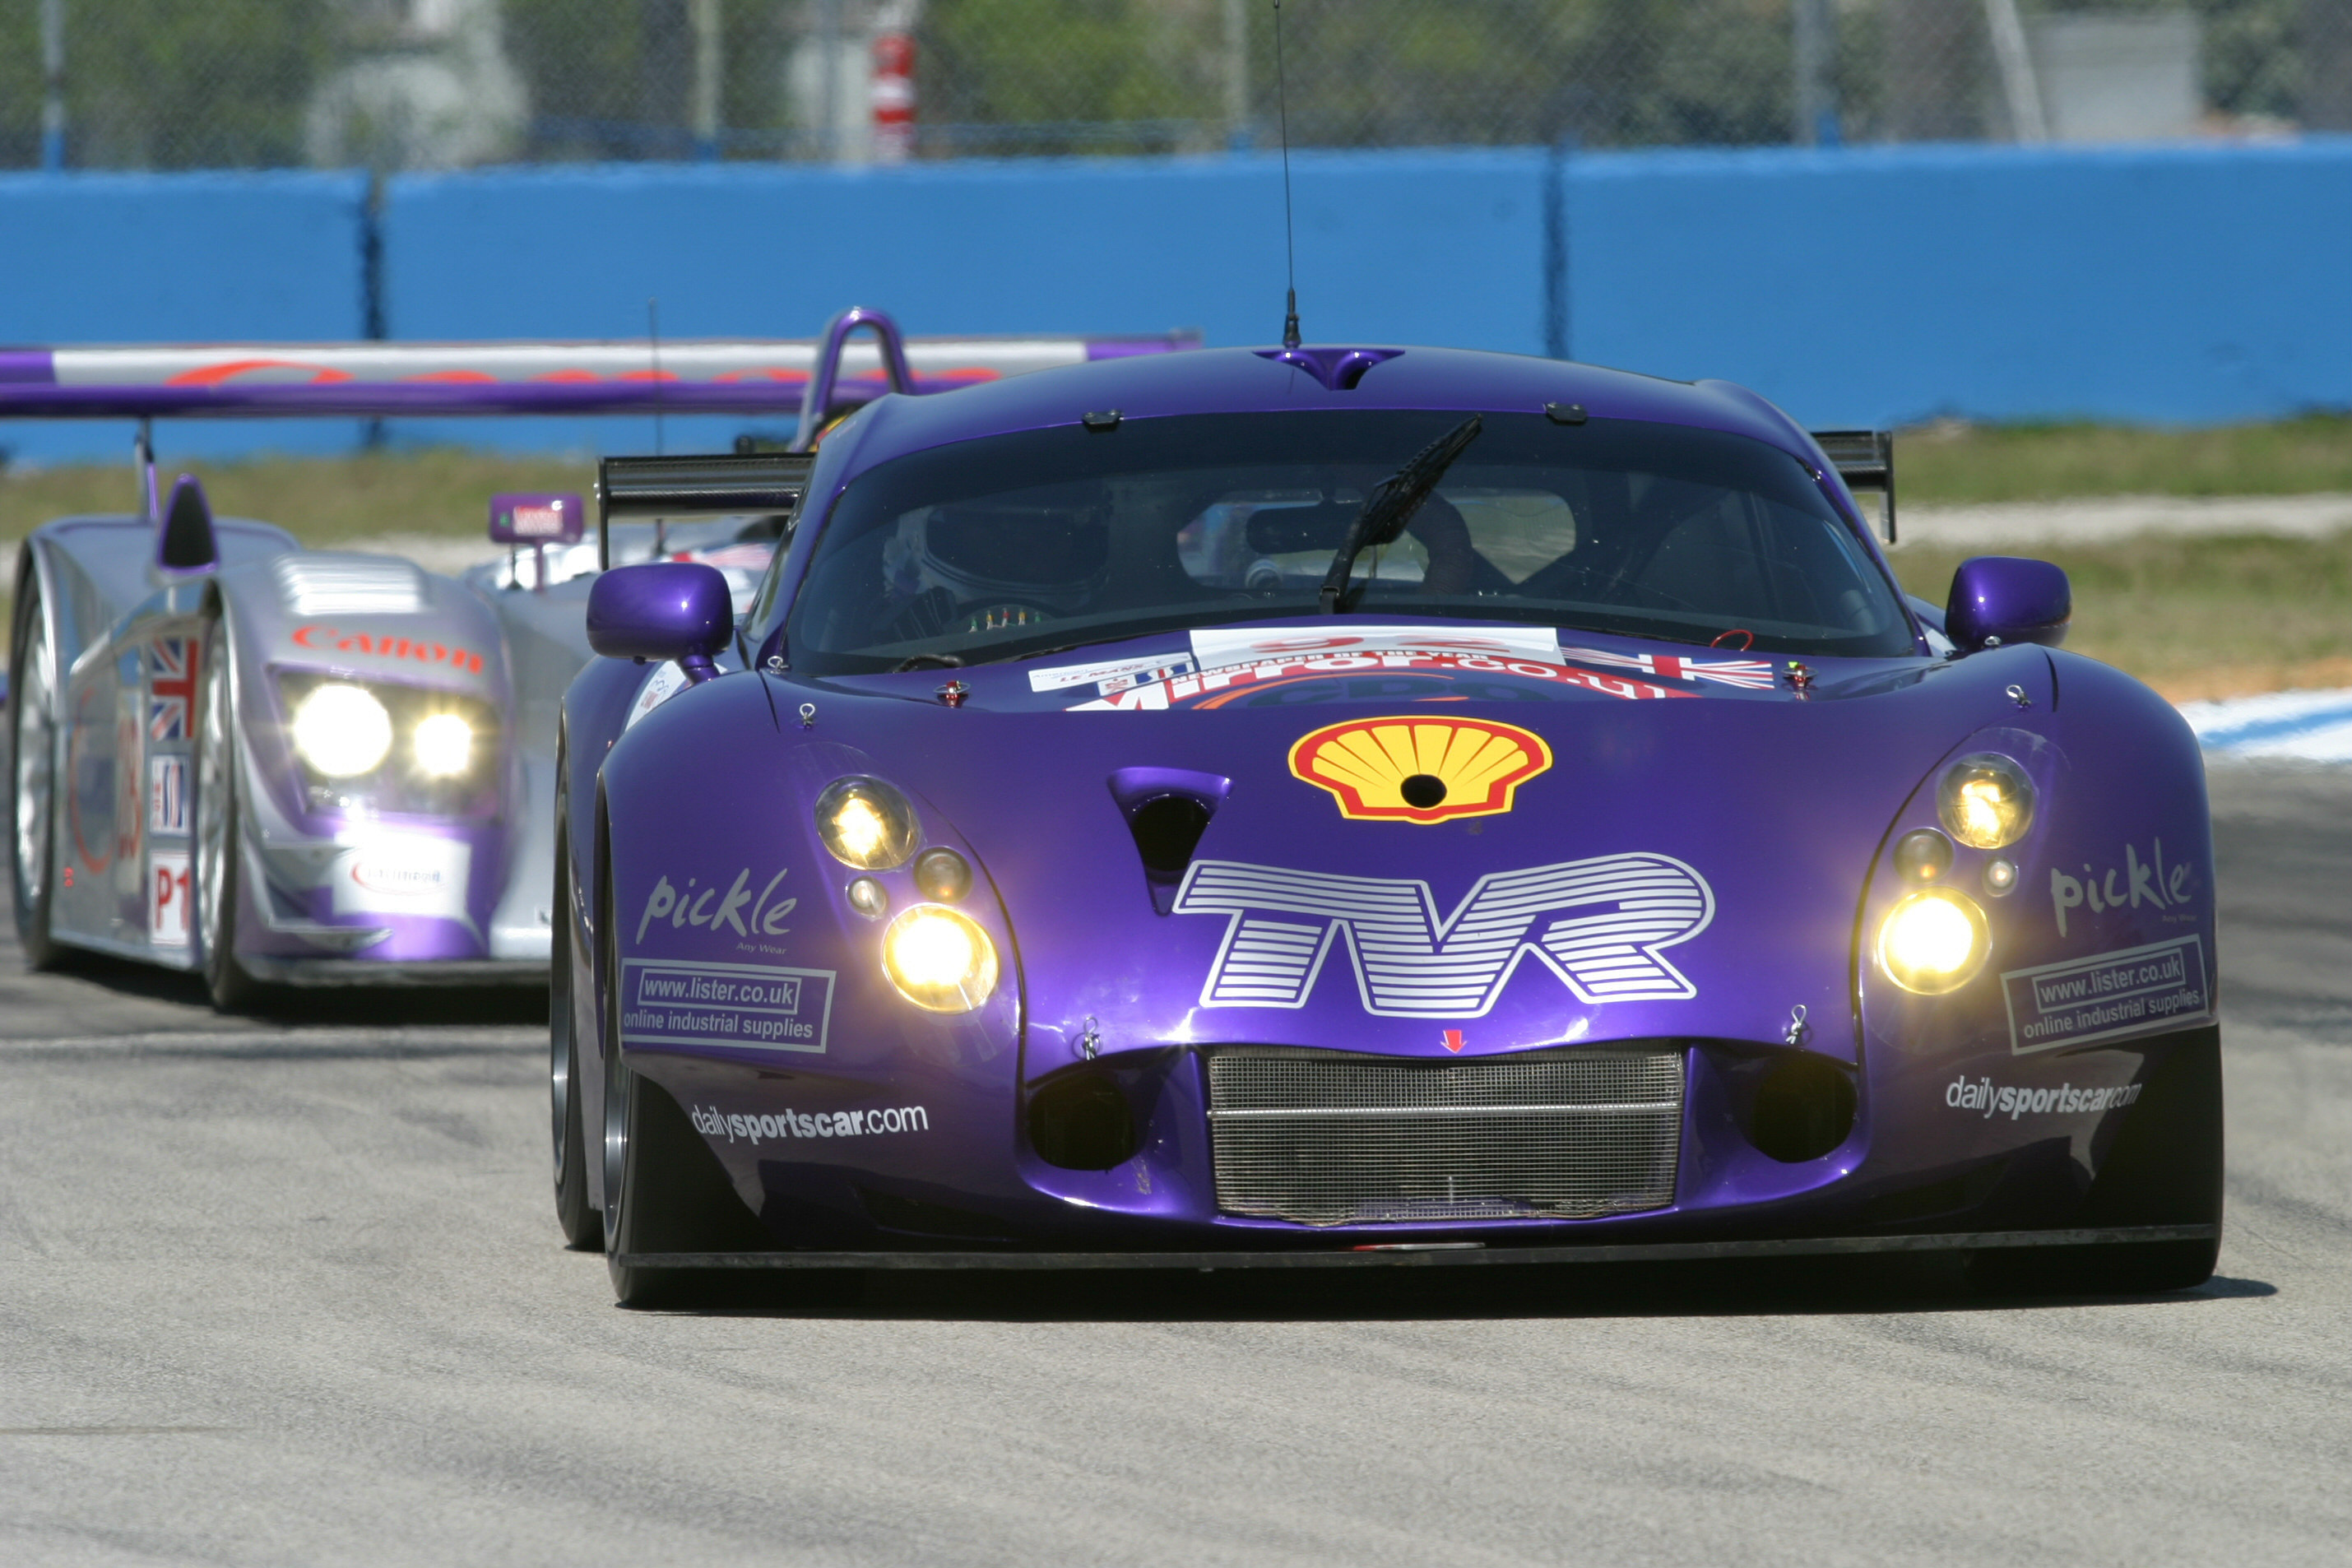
560, 341, 2221, 1305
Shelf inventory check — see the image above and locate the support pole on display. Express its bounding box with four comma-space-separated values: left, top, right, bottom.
689, 0, 721, 161
816, 0, 842, 162
1222, 0, 1250, 151
1792, 0, 1837, 146
1983, 0, 2049, 143
39, 0, 65, 173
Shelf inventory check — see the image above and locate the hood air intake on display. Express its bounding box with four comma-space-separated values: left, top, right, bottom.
1108, 767, 1230, 914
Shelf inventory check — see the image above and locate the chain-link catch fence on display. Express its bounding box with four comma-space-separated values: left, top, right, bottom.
2, 0, 2346, 172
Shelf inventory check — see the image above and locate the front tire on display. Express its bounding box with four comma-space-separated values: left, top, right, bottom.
193, 616, 262, 1012
596, 815, 775, 1306
8, 572, 63, 970
550, 750, 600, 1251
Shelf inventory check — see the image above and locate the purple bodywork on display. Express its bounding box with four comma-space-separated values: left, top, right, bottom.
567, 344, 2222, 1269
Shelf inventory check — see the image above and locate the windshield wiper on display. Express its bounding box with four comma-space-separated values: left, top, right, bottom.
1318, 413, 1483, 613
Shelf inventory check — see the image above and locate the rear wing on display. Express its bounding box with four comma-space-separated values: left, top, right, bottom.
0, 306, 1194, 556
1810, 429, 1895, 543
0, 326, 1196, 420
596, 453, 816, 569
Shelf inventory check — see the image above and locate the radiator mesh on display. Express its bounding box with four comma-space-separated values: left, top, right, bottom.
1207, 1048, 1684, 1226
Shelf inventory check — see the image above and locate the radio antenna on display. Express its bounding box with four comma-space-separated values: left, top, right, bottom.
1275, 1, 1299, 350
647, 296, 666, 458
648, 297, 667, 556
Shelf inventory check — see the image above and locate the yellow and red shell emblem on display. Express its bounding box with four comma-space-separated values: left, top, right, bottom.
1288, 716, 1552, 823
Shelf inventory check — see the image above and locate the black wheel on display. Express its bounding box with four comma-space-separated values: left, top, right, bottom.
8, 572, 64, 970
550, 748, 601, 1251
597, 818, 775, 1306
193, 617, 262, 1012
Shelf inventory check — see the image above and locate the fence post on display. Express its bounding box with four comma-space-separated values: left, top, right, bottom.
1223, 0, 1252, 151
690, 0, 722, 161
1792, 0, 1838, 146
40, 0, 65, 173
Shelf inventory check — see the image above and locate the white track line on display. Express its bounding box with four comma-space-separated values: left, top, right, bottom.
2180, 687, 2352, 763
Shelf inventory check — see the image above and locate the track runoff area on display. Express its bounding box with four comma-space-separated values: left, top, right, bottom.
0, 736, 2338, 1564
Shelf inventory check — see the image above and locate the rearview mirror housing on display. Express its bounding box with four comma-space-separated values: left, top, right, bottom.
1946, 556, 2070, 652
587, 562, 733, 683
489, 492, 585, 546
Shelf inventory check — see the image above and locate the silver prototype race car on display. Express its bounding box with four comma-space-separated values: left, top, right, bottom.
6, 309, 1190, 1005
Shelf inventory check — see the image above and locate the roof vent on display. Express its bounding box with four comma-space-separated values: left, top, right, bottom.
1256, 346, 1403, 392
272, 554, 429, 617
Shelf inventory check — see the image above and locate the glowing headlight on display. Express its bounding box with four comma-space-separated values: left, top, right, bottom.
815, 777, 918, 870
412, 712, 474, 777
1878, 888, 1992, 995
290, 683, 393, 777
1937, 753, 2035, 850
881, 905, 999, 1013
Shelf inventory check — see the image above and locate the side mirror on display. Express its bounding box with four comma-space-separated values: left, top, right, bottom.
587, 562, 733, 684
489, 492, 585, 546
157, 474, 218, 573
1946, 556, 2070, 652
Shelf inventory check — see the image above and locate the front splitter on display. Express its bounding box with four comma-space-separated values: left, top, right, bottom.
617, 1222, 2217, 1272
241, 955, 547, 988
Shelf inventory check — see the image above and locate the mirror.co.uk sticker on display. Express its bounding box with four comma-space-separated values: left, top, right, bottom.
619, 958, 834, 1054
2002, 935, 2210, 1055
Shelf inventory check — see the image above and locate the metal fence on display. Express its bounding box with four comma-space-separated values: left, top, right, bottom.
3, 0, 2347, 172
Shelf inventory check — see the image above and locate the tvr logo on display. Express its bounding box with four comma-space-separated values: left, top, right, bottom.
1172, 854, 1714, 1017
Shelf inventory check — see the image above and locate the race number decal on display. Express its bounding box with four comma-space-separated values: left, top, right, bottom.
151, 850, 191, 947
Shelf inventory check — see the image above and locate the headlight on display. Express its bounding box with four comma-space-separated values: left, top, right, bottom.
815, 777, 919, 870
1878, 888, 1992, 995
1891, 828, 1954, 884
290, 683, 393, 777
913, 847, 972, 902
1937, 753, 2035, 850
881, 905, 999, 1013
412, 712, 474, 777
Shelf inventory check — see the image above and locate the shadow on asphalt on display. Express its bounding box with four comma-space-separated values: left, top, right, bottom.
623, 1257, 2279, 1323
21, 944, 546, 1028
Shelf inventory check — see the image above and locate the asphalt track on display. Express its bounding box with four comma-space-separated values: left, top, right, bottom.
0, 763, 2344, 1567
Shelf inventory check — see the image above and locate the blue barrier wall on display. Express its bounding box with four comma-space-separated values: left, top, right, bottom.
374, 151, 1550, 455
0, 172, 371, 465
1569, 141, 2352, 428
2, 145, 2348, 465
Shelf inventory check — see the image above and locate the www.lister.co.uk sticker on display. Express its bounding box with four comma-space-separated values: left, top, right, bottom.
2001, 935, 2211, 1055
619, 958, 834, 1054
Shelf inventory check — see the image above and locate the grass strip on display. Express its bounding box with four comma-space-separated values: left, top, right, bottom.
1889, 531, 2352, 702
1897, 415, 2352, 505
0, 450, 594, 550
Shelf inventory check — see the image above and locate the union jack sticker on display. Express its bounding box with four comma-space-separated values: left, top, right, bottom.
147, 638, 199, 741
1558, 645, 1775, 689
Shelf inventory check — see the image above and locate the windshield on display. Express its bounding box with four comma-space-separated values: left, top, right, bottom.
782, 411, 1914, 675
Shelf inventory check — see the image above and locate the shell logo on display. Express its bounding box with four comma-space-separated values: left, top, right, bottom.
1288, 716, 1553, 823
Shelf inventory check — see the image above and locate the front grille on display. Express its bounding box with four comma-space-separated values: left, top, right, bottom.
1207, 1047, 1684, 1227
